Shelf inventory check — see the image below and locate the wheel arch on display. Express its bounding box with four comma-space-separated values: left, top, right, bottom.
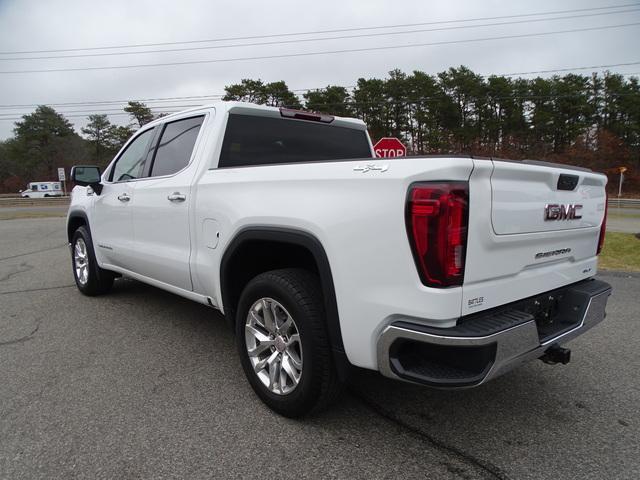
67, 209, 90, 243
220, 227, 345, 357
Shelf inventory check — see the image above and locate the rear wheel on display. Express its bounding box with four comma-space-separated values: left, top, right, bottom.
71, 226, 114, 296
236, 268, 341, 417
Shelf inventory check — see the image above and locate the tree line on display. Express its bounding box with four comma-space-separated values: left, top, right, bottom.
222, 67, 639, 193
0, 66, 638, 194
0, 101, 159, 192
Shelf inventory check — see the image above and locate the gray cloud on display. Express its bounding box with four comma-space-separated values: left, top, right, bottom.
0, 0, 638, 139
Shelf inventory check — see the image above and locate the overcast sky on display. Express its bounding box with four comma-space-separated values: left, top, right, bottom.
0, 0, 638, 139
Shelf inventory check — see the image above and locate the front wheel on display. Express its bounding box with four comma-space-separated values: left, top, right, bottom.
236, 268, 341, 417
71, 226, 114, 296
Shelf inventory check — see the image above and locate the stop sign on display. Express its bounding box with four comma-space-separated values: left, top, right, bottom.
373, 137, 406, 158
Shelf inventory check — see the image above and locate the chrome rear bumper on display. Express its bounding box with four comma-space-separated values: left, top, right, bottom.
377, 279, 611, 388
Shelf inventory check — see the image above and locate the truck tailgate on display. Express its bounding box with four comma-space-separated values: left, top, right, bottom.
461, 158, 607, 315
491, 160, 604, 234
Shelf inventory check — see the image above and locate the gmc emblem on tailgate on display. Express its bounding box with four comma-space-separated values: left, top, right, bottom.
544, 203, 583, 221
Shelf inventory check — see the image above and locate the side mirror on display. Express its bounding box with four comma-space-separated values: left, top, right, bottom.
71, 165, 103, 194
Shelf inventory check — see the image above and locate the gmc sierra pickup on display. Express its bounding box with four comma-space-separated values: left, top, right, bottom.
67, 101, 611, 417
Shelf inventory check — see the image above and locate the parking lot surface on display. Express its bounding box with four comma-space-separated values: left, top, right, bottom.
1, 217, 638, 479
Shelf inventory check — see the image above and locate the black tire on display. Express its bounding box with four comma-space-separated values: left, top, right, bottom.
236, 268, 342, 417
71, 226, 114, 296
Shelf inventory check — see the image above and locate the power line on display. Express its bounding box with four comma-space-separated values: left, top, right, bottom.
3, 8, 639, 62
1, 22, 639, 75
502, 61, 640, 76
0, 64, 638, 112
300, 93, 640, 109
0, 88, 327, 109
0, 94, 223, 109
0, 89, 633, 117
0, 110, 185, 122
0, 104, 206, 117
1, 3, 637, 56
2, 90, 639, 121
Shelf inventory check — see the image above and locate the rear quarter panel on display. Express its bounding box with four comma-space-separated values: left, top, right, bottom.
193, 157, 474, 369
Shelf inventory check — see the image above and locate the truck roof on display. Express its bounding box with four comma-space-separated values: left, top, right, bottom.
144, 100, 368, 131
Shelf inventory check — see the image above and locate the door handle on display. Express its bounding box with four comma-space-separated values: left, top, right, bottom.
117, 193, 130, 202
167, 192, 186, 202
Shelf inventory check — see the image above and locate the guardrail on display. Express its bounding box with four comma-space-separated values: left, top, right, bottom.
608, 198, 640, 208
0, 197, 70, 208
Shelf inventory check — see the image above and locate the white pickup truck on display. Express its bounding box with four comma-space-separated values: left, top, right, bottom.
67, 101, 611, 417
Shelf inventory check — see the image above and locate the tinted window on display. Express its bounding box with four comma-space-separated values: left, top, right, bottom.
219, 114, 372, 168
150, 116, 204, 177
110, 128, 154, 182
73, 167, 100, 184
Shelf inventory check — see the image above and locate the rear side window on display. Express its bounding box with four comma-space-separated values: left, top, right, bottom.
110, 128, 155, 182
218, 114, 372, 168
150, 116, 204, 177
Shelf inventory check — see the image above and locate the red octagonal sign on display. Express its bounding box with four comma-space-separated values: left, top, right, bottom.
373, 137, 406, 158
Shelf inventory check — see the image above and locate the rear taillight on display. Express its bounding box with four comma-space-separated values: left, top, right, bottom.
597, 193, 608, 255
406, 182, 469, 288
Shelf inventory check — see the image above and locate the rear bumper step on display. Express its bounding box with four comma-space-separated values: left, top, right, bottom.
377, 279, 611, 387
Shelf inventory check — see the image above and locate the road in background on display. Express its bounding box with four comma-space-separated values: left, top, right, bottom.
1, 217, 638, 479
0, 198, 69, 220
0, 198, 638, 232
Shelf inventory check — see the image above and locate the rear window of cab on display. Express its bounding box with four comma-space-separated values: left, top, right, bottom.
218, 113, 372, 168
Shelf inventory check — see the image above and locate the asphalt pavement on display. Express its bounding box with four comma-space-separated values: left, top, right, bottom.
0, 205, 69, 220
0, 217, 638, 479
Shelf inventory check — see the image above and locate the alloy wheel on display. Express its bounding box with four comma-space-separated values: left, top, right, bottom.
74, 238, 89, 285
244, 297, 303, 395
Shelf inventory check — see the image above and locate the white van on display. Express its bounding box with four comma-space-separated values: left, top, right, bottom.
20, 182, 64, 198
